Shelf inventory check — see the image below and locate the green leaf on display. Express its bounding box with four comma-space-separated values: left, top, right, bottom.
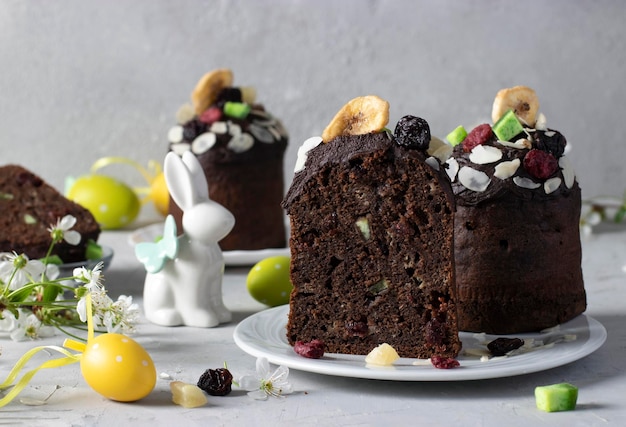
614, 206, 626, 223
42, 284, 62, 302
85, 239, 103, 260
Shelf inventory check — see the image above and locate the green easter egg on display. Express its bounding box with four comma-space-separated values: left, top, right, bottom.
67, 175, 140, 230
247, 256, 293, 307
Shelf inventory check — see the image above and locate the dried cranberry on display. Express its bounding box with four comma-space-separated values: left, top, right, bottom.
197, 367, 233, 396
394, 115, 431, 150
431, 355, 460, 369
463, 124, 493, 152
523, 149, 558, 179
533, 130, 567, 157
199, 107, 223, 124
294, 339, 325, 359
487, 337, 524, 356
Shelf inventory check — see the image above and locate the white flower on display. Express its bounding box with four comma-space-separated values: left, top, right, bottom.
73, 262, 104, 291
48, 215, 81, 246
239, 357, 293, 400
9, 312, 55, 341
77, 290, 138, 334
0, 252, 46, 289
0, 310, 18, 332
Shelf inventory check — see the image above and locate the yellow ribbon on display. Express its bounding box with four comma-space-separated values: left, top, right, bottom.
90, 156, 162, 205
0, 294, 95, 408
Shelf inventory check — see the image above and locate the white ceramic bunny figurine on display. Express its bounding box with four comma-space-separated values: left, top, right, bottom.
136, 151, 235, 327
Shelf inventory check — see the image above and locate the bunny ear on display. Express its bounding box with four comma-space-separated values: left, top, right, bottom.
181, 151, 209, 199
164, 152, 200, 211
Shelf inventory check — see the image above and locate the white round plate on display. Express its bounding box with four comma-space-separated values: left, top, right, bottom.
128, 223, 289, 267
233, 305, 606, 381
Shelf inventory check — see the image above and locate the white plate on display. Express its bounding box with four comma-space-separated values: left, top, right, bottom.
233, 305, 607, 381
128, 223, 289, 267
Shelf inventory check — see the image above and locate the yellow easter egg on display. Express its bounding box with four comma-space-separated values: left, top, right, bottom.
80, 333, 156, 402
247, 256, 293, 306
67, 175, 140, 229
150, 171, 169, 216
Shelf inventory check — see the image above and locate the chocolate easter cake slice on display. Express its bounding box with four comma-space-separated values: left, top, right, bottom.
282, 96, 460, 359
0, 165, 101, 263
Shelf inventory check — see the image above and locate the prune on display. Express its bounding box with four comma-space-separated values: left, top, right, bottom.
182, 119, 207, 141
487, 337, 524, 356
216, 87, 243, 103
533, 130, 567, 157
523, 149, 558, 179
431, 355, 460, 369
463, 124, 494, 153
294, 339, 325, 359
394, 115, 431, 150
197, 367, 233, 396
425, 318, 445, 346
345, 320, 368, 337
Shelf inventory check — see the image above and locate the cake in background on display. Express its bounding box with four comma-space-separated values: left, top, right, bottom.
0, 164, 101, 263
447, 86, 586, 334
167, 69, 288, 251
283, 96, 461, 359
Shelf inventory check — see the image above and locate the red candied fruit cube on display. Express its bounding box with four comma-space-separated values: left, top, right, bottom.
523, 149, 558, 180
199, 106, 223, 124
463, 123, 493, 152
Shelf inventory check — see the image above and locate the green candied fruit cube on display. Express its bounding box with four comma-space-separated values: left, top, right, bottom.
223, 101, 251, 119
446, 125, 467, 146
535, 383, 578, 412
492, 109, 524, 141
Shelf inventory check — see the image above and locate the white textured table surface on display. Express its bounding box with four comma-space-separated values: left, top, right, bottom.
1, 224, 625, 426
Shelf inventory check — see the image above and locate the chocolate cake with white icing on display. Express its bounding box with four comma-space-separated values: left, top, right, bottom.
446, 86, 586, 334
167, 69, 288, 251
283, 96, 461, 359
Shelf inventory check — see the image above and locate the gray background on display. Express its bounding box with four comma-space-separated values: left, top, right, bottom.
1, 0, 624, 203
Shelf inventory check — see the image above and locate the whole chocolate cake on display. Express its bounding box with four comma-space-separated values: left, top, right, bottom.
283, 96, 461, 359
167, 69, 288, 251
0, 165, 101, 263
447, 86, 586, 334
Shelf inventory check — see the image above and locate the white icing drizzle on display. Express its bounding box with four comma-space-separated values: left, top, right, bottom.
445, 157, 459, 182
294, 136, 323, 173
559, 156, 575, 189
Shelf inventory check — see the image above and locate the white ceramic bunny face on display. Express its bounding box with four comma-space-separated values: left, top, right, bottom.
136, 151, 235, 327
